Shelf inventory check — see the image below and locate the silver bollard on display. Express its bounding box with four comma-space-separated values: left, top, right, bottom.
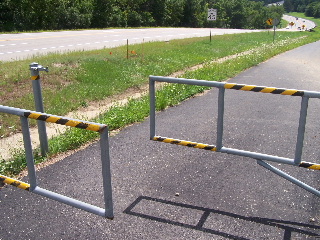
29, 62, 49, 156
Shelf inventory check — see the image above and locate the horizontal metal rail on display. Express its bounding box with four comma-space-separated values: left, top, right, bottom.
0, 175, 107, 217
0, 105, 113, 219
0, 175, 30, 191
149, 75, 320, 99
149, 76, 320, 197
0, 105, 106, 132
153, 136, 217, 151
152, 136, 320, 170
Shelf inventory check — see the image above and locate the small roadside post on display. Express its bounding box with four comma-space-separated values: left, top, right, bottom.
29, 62, 49, 156
207, 8, 217, 42
266, 18, 279, 43
272, 18, 279, 43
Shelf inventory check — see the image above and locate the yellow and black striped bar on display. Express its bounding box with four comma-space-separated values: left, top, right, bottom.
153, 136, 217, 151
299, 162, 320, 170
224, 83, 304, 96
31, 75, 40, 80
24, 112, 104, 132
0, 175, 30, 191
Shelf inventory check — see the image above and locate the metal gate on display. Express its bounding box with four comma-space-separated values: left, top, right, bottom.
149, 76, 320, 197
0, 105, 114, 219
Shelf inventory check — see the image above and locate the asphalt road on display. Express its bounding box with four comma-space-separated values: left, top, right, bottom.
0, 42, 320, 239
0, 28, 260, 62
282, 15, 316, 31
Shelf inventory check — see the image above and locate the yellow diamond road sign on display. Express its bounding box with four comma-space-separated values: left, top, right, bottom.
266, 18, 273, 26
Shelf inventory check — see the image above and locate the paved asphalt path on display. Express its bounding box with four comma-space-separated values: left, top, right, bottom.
0, 28, 260, 62
1, 41, 320, 239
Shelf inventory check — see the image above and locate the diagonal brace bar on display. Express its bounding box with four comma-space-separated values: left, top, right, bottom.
257, 160, 320, 197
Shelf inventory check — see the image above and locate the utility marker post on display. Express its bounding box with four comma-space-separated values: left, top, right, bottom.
207, 9, 217, 43
29, 62, 49, 156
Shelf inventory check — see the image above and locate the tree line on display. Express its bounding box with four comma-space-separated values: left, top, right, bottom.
284, 0, 320, 17
0, 0, 284, 32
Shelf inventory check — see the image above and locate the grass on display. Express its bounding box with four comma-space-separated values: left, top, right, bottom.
0, 31, 316, 137
1, 15, 320, 176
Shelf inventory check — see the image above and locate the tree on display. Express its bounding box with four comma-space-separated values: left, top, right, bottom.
305, 1, 320, 17
163, 0, 185, 26
284, 0, 294, 12
246, 1, 270, 29
91, 0, 114, 28
0, 0, 14, 31
182, 0, 207, 27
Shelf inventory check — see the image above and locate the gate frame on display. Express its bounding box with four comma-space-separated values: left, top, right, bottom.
149, 76, 320, 197
0, 105, 114, 219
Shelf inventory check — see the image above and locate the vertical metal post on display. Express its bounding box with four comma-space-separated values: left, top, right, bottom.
100, 127, 114, 219
20, 116, 37, 191
273, 26, 276, 43
216, 87, 225, 150
127, 39, 129, 59
149, 78, 156, 139
30, 62, 49, 156
294, 96, 309, 165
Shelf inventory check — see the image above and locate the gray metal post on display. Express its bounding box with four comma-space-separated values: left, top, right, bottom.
20, 116, 37, 191
29, 62, 49, 156
294, 96, 309, 165
149, 78, 156, 139
100, 128, 114, 219
216, 87, 225, 150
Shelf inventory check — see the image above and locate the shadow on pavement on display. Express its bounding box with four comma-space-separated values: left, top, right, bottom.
124, 196, 320, 240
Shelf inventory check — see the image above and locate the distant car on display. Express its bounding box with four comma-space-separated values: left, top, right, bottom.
286, 26, 290, 29
297, 27, 301, 30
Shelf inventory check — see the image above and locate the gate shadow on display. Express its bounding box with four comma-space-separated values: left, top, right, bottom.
123, 196, 320, 240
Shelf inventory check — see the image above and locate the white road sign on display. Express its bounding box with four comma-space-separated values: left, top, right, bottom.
207, 9, 217, 21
